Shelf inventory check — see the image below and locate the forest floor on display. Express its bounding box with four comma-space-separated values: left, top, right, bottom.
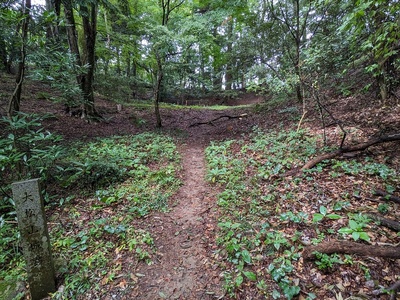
1, 73, 400, 299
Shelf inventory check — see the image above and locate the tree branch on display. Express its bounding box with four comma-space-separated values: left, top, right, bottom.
301, 133, 400, 171
189, 114, 248, 127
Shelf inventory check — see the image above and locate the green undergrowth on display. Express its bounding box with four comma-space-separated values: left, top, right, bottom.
0, 131, 181, 299
205, 127, 399, 299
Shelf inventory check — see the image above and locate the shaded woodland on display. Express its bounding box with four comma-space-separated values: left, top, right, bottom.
0, 0, 400, 299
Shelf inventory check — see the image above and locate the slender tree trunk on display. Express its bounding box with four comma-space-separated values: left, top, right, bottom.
0, 38, 7, 71
294, 0, 303, 103
154, 53, 163, 128
126, 51, 131, 77
80, 3, 100, 120
62, 0, 100, 120
152, 0, 184, 127
116, 46, 121, 75
212, 26, 222, 91
7, 0, 31, 117
45, 0, 60, 42
377, 73, 388, 101
62, 0, 82, 77
225, 20, 233, 91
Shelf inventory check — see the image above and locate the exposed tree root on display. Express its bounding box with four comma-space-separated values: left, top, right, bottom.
189, 114, 248, 127
373, 189, 400, 204
387, 280, 400, 300
367, 214, 400, 232
303, 240, 400, 260
301, 133, 400, 171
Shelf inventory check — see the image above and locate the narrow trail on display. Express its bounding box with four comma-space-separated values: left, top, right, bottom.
133, 144, 223, 299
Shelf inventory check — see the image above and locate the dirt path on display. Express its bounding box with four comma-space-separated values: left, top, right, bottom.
132, 144, 223, 299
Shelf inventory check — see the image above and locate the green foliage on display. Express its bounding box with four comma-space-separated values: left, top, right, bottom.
280, 211, 308, 224
0, 113, 64, 183
339, 0, 400, 97
205, 128, 317, 297
0, 113, 66, 294
312, 206, 341, 223
331, 159, 396, 180
247, 127, 318, 179
51, 215, 155, 299
1, 131, 181, 298
205, 125, 398, 297
29, 49, 86, 107
58, 132, 179, 193
61, 161, 125, 190
377, 203, 389, 214
94, 74, 133, 102
264, 232, 290, 252
268, 255, 301, 300
338, 214, 371, 241
0, 218, 24, 279
313, 252, 343, 271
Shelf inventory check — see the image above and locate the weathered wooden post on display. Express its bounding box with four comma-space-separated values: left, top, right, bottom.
11, 178, 56, 300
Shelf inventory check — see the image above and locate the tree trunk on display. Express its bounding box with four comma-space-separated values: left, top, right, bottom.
45, 0, 60, 42
225, 19, 233, 91
62, 0, 100, 121
0, 37, 7, 71
80, 2, 100, 120
212, 26, 222, 91
116, 46, 121, 75
7, 0, 31, 117
154, 54, 163, 128
62, 0, 82, 81
377, 73, 388, 101
294, 0, 303, 103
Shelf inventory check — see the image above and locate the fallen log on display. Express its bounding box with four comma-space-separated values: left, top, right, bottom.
301, 133, 400, 171
387, 280, 400, 300
373, 189, 400, 204
303, 240, 400, 260
189, 114, 248, 127
367, 213, 400, 232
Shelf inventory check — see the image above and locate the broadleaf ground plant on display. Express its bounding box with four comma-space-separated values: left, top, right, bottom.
206, 127, 399, 299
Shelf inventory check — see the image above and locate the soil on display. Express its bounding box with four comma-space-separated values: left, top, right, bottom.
1, 74, 400, 299
132, 144, 223, 299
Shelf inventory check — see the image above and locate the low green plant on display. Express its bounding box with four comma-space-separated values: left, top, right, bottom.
359, 264, 371, 280
51, 212, 156, 299
0, 114, 66, 288
333, 201, 351, 211
60, 161, 126, 190
264, 231, 290, 251
58, 133, 180, 195
338, 214, 371, 241
311, 230, 326, 245
377, 203, 389, 214
268, 256, 300, 300
280, 211, 308, 224
312, 206, 342, 223
331, 159, 397, 181
0, 219, 24, 278
313, 252, 343, 270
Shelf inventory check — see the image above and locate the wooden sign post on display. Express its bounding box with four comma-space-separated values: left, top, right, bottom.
11, 179, 56, 300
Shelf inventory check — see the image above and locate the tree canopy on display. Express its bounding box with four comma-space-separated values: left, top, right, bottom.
1, 0, 399, 122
